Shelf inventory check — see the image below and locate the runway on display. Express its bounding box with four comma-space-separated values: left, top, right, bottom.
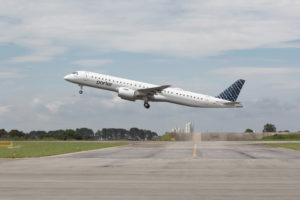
1, 141, 300, 200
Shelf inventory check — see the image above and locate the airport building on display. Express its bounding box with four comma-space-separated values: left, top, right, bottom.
172, 122, 194, 134
185, 122, 194, 133
171, 128, 183, 133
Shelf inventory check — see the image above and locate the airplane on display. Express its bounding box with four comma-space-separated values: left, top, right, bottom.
64, 71, 245, 109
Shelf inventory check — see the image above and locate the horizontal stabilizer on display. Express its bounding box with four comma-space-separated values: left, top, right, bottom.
216, 79, 245, 102
223, 101, 243, 107
223, 101, 240, 105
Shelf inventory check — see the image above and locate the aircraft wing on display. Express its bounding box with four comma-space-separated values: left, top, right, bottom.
136, 85, 171, 96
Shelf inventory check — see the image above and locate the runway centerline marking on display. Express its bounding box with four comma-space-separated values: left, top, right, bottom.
192, 144, 197, 158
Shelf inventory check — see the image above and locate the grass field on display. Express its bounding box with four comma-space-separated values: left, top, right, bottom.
266, 143, 300, 150
0, 141, 126, 158
247, 133, 300, 141
157, 132, 175, 141
261, 134, 300, 141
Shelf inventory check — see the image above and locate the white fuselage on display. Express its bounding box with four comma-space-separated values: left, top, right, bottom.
64, 71, 241, 108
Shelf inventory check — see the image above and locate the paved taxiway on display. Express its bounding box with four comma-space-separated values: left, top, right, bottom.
1, 141, 300, 200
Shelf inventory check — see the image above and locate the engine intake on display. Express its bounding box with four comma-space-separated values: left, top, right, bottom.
118, 87, 137, 101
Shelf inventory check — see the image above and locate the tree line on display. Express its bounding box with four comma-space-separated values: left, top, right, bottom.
245, 123, 299, 133
0, 127, 158, 141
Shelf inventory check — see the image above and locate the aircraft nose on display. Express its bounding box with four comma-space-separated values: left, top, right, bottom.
64, 74, 72, 81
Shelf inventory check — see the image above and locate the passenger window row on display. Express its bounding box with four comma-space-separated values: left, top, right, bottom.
91, 75, 150, 88
163, 90, 204, 100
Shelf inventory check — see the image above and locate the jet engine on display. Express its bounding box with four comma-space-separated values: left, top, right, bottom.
118, 87, 137, 101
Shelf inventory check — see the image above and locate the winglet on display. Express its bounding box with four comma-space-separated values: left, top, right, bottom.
216, 79, 245, 102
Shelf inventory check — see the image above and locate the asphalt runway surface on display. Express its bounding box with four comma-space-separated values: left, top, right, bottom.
1, 141, 300, 200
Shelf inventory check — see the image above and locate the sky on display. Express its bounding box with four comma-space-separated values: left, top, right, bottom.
0, 0, 300, 134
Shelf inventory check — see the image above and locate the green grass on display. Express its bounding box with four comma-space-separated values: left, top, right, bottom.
247, 134, 300, 141
0, 141, 126, 158
262, 134, 300, 141
266, 143, 300, 150
157, 132, 176, 141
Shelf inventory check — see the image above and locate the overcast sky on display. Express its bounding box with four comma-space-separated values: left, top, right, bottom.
0, 0, 300, 134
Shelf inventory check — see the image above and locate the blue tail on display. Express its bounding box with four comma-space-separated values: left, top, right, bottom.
216, 79, 245, 102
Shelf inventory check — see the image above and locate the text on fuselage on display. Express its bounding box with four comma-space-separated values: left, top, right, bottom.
96, 81, 112, 87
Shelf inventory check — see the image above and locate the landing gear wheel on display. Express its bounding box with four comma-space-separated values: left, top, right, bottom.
144, 102, 150, 109
79, 90, 83, 94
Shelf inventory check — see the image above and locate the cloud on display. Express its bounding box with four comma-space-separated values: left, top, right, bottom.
211, 67, 300, 89
45, 101, 64, 113
72, 59, 112, 67
40, 93, 125, 116
10, 45, 67, 63
0, 0, 300, 59
0, 105, 11, 116
81, 91, 128, 110
32, 98, 41, 106
211, 67, 300, 76
0, 71, 21, 78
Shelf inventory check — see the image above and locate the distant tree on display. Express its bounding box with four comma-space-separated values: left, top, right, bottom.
1, 127, 158, 140
8, 129, 26, 138
47, 130, 65, 139
245, 129, 254, 133
0, 129, 7, 138
65, 129, 82, 140
130, 127, 144, 139
129, 128, 158, 140
99, 128, 157, 140
95, 130, 103, 140
29, 130, 47, 139
49, 129, 80, 140
101, 128, 108, 139
24, 134, 34, 140
263, 123, 276, 132
75, 128, 94, 140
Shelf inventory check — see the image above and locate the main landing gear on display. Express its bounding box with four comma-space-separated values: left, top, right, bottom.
144, 102, 150, 109
79, 85, 83, 94
143, 97, 150, 109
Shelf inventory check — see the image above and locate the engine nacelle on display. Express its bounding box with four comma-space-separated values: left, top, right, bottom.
118, 87, 137, 101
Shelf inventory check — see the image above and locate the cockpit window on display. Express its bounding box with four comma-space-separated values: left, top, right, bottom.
72, 72, 78, 75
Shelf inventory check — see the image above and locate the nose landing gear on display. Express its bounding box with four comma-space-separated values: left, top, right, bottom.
79, 85, 83, 94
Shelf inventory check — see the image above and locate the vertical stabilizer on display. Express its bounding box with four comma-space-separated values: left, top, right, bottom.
216, 79, 245, 102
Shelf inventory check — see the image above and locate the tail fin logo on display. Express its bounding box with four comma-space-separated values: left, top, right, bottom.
216, 79, 245, 102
